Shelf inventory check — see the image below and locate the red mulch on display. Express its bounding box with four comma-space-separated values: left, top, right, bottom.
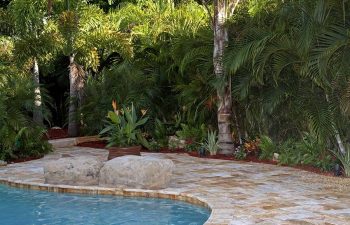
289, 164, 334, 176
149, 147, 191, 154
78, 141, 107, 149
188, 151, 235, 160
76, 140, 338, 177
8, 156, 43, 164
45, 128, 68, 140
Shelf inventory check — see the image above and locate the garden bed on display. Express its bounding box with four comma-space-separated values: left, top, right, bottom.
77, 140, 337, 177
6, 128, 68, 164
46, 128, 68, 140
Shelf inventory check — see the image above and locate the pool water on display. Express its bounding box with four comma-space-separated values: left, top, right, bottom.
0, 185, 210, 225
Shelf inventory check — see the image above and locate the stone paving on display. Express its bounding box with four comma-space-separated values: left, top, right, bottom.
0, 143, 350, 225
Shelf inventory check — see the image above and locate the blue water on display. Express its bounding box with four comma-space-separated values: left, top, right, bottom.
0, 185, 210, 225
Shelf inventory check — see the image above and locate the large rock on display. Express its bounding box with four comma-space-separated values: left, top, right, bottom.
168, 136, 186, 149
44, 156, 103, 185
0, 160, 7, 167
99, 155, 175, 189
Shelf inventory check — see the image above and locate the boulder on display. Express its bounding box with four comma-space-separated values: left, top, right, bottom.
44, 156, 103, 185
273, 153, 279, 162
168, 136, 186, 149
0, 160, 7, 167
99, 155, 175, 189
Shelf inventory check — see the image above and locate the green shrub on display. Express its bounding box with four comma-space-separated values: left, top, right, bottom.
176, 123, 206, 142
234, 148, 247, 160
147, 140, 162, 152
202, 130, 220, 156
80, 65, 159, 135
0, 126, 52, 160
277, 139, 304, 166
184, 141, 201, 152
0, 72, 52, 161
168, 140, 179, 150
153, 118, 168, 147
258, 135, 276, 160
277, 134, 335, 171
332, 148, 350, 177
295, 133, 334, 171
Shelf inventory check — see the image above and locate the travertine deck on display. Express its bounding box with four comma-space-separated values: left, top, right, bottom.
1, 142, 350, 225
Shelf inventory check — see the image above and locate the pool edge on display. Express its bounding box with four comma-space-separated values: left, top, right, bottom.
0, 179, 214, 224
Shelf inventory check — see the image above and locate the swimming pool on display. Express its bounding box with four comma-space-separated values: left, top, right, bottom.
0, 185, 210, 225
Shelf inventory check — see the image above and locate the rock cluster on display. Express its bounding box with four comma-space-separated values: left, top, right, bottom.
44, 155, 174, 189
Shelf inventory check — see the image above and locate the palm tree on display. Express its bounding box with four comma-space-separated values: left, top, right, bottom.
0, 44, 51, 160
57, 0, 132, 136
226, 0, 350, 155
9, 0, 58, 126
212, 0, 241, 154
116, 0, 212, 117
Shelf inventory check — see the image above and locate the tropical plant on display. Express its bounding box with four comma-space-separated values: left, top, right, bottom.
79, 0, 215, 138
99, 103, 148, 147
3, 0, 350, 177
226, 0, 350, 162
234, 147, 247, 160
153, 118, 168, 147
295, 132, 334, 171
176, 123, 207, 143
146, 140, 162, 152
57, 1, 132, 136
0, 8, 14, 36
184, 141, 201, 152
258, 135, 276, 160
332, 148, 350, 177
9, 0, 59, 125
243, 138, 260, 156
0, 69, 52, 161
277, 139, 301, 166
80, 62, 158, 135
202, 130, 220, 156
168, 140, 179, 151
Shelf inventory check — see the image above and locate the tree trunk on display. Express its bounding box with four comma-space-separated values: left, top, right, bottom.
68, 54, 79, 137
32, 58, 43, 126
233, 103, 242, 145
214, 0, 234, 154
335, 133, 346, 155
325, 94, 346, 154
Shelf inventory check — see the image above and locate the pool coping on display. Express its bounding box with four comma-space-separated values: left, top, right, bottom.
0, 136, 215, 225
0, 179, 212, 214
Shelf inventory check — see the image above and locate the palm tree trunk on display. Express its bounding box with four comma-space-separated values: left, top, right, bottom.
335, 133, 346, 155
325, 94, 346, 154
214, 0, 234, 154
68, 54, 79, 137
32, 58, 43, 126
233, 103, 242, 145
